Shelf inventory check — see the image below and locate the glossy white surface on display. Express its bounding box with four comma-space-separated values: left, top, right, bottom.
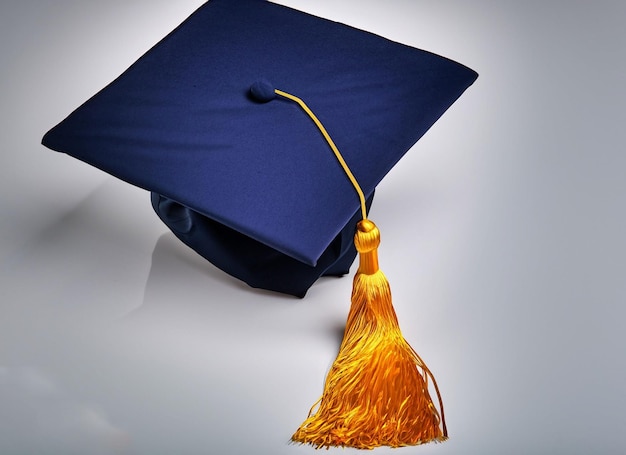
2, 1, 625, 454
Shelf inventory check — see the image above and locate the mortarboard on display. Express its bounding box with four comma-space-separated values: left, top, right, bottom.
42, 0, 477, 298
42, 0, 478, 448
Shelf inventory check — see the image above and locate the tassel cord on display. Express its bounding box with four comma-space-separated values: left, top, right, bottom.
274, 89, 368, 221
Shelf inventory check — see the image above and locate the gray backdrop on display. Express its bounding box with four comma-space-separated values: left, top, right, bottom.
1, 1, 624, 454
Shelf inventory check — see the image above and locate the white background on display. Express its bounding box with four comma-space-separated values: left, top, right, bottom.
1, 1, 625, 454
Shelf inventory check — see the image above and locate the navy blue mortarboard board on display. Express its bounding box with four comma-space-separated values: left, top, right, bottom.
42, 0, 478, 297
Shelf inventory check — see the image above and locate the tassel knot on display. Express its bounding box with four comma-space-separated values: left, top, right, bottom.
355, 219, 380, 253
355, 220, 380, 276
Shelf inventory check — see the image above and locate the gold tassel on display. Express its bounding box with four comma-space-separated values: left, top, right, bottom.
261, 85, 447, 449
292, 219, 447, 449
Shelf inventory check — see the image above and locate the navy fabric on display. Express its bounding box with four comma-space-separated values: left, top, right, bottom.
151, 191, 374, 297
42, 0, 478, 295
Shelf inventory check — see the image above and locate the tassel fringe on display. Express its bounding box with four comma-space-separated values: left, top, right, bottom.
292, 220, 446, 449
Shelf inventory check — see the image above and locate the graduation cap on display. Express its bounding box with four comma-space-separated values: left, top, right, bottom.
42, 0, 477, 298
42, 0, 477, 448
